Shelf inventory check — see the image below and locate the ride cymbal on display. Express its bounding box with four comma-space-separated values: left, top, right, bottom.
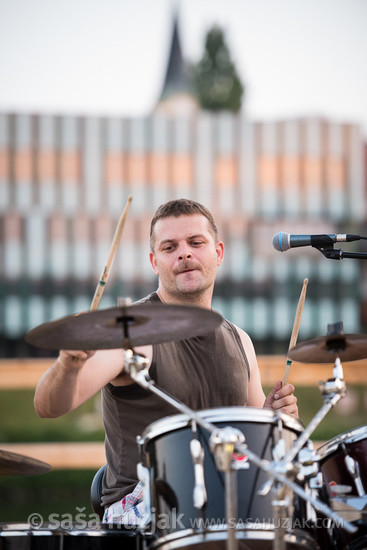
0, 449, 51, 476
288, 333, 367, 363
25, 303, 223, 350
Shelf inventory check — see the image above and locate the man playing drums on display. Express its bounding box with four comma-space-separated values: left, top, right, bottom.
34, 199, 298, 524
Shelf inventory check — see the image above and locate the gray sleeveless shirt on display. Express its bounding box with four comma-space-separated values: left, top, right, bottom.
101, 292, 250, 507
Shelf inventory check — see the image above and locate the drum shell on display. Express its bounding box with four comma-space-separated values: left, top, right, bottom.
141, 407, 306, 537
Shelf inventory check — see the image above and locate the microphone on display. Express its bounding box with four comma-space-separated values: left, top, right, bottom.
273, 232, 361, 252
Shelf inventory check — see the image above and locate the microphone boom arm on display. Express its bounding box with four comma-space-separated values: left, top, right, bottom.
316, 247, 367, 260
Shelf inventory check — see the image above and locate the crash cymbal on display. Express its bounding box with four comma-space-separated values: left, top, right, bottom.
25, 302, 223, 350
0, 449, 51, 476
288, 333, 367, 363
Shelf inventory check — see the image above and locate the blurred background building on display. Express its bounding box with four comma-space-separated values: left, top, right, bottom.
0, 15, 366, 358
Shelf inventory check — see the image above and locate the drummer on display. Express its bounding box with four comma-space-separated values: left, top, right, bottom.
34, 198, 298, 525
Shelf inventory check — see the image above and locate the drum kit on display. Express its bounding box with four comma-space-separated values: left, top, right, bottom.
1, 303, 366, 550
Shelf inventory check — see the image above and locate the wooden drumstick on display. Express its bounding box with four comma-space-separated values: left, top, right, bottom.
90, 195, 133, 311
282, 278, 308, 386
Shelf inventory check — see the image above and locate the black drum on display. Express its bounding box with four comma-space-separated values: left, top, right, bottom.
140, 407, 319, 550
318, 426, 367, 498
0, 523, 141, 549
317, 426, 367, 550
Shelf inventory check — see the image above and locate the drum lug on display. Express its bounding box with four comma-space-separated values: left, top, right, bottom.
272, 438, 286, 462
344, 452, 366, 497
297, 447, 322, 487
258, 477, 274, 496
309, 472, 323, 490
190, 439, 207, 510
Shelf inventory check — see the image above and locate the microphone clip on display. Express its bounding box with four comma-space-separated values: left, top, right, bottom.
315, 246, 343, 260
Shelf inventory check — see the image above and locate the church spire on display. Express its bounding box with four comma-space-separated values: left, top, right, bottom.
155, 12, 198, 115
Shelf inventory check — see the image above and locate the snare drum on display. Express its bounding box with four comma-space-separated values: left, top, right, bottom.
0, 523, 141, 549
140, 407, 319, 550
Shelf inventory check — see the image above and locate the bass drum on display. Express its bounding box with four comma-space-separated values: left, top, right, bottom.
317, 425, 367, 550
140, 407, 320, 550
0, 523, 141, 549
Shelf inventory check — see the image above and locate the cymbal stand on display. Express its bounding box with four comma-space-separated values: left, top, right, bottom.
280, 355, 346, 468
228, 436, 358, 535
271, 482, 288, 550
257, 353, 348, 549
271, 419, 289, 550
210, 427, 245, 550
123, 348, 358, 542
124, 348, 243, 550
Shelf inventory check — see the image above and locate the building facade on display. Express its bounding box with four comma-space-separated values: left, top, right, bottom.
0, 111, 365, 357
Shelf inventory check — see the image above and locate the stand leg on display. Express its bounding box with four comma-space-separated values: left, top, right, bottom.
225, 470, 238, 550
272, 484, 288, 550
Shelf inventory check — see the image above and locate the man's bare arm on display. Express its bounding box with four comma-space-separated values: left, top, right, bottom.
236, 326, 298, 416
34, 349, 121, 418
235, 327, 266, 407
34, 345, 152, 418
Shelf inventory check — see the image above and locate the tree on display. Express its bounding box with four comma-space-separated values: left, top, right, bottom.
191, 25, 244, 112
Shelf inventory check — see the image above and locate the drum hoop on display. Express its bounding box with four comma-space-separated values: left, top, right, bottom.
317, 424, 367, 459
140, 406, 303, 445
0, 524, 138, 537
149, 526, 319, 550
0, 530, 54, 537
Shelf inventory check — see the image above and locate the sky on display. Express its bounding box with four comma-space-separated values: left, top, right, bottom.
0, 0, 366, 134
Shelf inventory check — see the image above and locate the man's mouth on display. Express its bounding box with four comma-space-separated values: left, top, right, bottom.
177, 269, 195, 275
175, 264, 199, 275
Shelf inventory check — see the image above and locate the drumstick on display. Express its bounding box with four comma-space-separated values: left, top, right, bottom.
282, 278, 308, 386
90, 195, 133, 311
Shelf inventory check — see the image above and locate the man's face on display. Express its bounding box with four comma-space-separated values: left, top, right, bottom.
150, 214, 224, 301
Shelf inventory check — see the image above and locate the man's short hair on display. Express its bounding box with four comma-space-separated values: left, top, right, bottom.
150, 199, 218, 251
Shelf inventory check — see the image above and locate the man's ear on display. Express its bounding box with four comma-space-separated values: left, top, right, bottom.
149, 252, 159, 275
216, 241, 224, 266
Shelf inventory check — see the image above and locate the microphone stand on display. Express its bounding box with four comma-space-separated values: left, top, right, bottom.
316, 246, 367, 260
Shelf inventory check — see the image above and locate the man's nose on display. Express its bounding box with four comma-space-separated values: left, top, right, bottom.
178, 244, 192, 260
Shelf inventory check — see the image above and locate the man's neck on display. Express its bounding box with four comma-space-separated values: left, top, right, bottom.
156, 287, 212, 310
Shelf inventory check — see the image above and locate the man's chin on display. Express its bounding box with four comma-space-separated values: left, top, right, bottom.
175, 282, 207, 296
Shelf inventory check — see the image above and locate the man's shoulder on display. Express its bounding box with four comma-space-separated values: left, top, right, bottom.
220, 318, 253, 350
133, 292, 160, 305
220, 317, 240, 334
